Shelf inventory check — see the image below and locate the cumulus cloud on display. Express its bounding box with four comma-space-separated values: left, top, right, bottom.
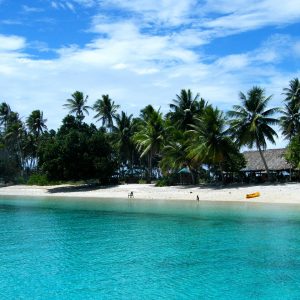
0, 0, 300, 151
0, 34, 26, 51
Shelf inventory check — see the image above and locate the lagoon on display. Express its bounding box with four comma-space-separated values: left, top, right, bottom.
1, 196, 300, 299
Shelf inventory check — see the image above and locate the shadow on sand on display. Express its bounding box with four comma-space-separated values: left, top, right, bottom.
174, 182, 296, 190
47, 184, 119, 194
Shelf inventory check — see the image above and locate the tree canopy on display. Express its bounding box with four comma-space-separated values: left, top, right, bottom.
1, 81, 299, 185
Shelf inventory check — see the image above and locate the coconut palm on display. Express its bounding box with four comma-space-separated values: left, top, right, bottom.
280, 102, 300, 140
159, 121, 201, 183
160, 124, 188, 172
280, 78, 300, 140
4, 112, 27, 172
283, 78, 300, 107
134, 106, 165, 183
93, 95, 120, 131
26, 110, 47, 137
188, 106, 237, 183
228, 86, 279, 180
0, 102, 11, 132
168, 89, 209, 131
63, 91, 90, 122
113, 111, 136, 171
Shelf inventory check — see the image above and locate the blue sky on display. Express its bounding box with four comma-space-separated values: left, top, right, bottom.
0, 0, 300, 146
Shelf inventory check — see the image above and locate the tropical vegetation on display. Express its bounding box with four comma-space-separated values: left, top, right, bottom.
1, 79, 300, 185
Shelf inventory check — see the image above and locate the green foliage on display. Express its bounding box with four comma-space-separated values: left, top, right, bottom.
285, 134, 300, 168
221, 150, 246, 172
0, 102, 11, 131
167, 89, 210, 131
155, 174, 178, 186
26, 110, 47, 137
134, 106, 165, 183
228, 86, 279, 179
63, 91, 90, 122
188, 106, 234, 165
1, 83, 290, 186
138, 179, 147, 184
37, 117, 118, 183
228, 86, 279, 149
280, 78, 300, 140
27, 173, 50, 186
0, 152, 20, 183
93, 94, 120, 130
112, 111, 137, 172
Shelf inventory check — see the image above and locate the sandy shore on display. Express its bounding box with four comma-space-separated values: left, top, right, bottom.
0, 183, 300, 204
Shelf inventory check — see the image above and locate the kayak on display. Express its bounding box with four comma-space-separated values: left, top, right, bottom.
246, 192, 260, 199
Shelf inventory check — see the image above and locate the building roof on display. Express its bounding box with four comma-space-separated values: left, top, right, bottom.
242, 148, 292, 171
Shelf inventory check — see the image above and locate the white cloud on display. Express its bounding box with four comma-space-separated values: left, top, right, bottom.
202, 0, 300, 35
51, 0, 96, 10
22, 5, 43, 13
0, 27, 297, 139
1, 19, 23, 25
1, 0, 300, 151
0, 35, 26, 51
96, 0, 197, 27
65, 1, 75, 12
51, 1, 58, 9
293, 41, 300, 57
73, 0, 96, 7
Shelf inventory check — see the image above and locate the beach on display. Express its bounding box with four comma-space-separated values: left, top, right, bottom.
0, 183, 300, 204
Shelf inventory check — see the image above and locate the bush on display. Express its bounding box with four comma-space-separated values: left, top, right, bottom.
155, 174, 178, 186
138, 179, 147, 184
27, 174, 51, 186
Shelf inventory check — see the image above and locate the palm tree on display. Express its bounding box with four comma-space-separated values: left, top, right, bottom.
188, 106, 237, 183
228, 86, 279, 180
160, 124, 188, 172
160, 121, 199, 183
26, 110, 47, 137
63, 91, 90, 122
0, 102, 11, 132
280, 102, 300, 140
283, 78, 300, 107
113, 111, 136, 173
93, 95, 120, 131
168, 89, 209, 131
134, 106, 165, 183
4, 112, 26, 173
280, 78, 300, 140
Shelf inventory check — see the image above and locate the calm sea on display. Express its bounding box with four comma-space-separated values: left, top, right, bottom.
1, 196, 300, 299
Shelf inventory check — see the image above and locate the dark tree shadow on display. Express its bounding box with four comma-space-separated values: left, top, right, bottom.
47, 184, 119, 194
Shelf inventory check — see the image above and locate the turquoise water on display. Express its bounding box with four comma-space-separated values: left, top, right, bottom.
1, 197, 300, 299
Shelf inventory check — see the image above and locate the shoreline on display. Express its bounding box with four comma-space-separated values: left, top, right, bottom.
0, 183, 300, 204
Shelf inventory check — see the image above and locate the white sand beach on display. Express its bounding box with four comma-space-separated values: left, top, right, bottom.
0, 183, 300, 204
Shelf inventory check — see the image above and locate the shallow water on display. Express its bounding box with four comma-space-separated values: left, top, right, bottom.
1, 196, 300, 299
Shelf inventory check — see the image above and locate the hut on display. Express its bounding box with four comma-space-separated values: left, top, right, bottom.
178, 166, 193, 185
242, 148, 293, 182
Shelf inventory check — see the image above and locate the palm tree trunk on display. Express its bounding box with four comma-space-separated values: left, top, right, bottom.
130, 151, 134, 176
219, 162, 225, 184
256, 140, 270, 181
188, 165, 196, 185
147, 152, 152, 184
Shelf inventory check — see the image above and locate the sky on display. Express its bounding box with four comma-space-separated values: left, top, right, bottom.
0, 0, 300, 147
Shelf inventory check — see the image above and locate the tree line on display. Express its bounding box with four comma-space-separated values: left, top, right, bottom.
0, 78, 300, 185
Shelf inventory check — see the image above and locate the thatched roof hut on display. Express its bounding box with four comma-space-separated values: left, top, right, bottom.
242, 148, 292, 172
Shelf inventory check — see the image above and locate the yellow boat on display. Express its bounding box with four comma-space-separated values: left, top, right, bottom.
246, 192, 260, 199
